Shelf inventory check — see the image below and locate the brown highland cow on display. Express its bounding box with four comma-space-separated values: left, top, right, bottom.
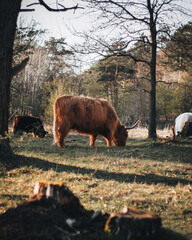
53, 95, 139, 147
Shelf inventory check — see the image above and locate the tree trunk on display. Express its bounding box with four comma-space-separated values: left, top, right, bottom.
148, 0, 157, 140
149, 58, 157, 139
113, 65, 119, 110
148, 37, 157, 139
0, 0, 21, 136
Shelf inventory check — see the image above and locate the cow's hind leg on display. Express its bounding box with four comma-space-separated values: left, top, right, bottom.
57, 119, 70, 147
57, 128, 69, 147
90, 134, 97, 147
105, 138, 112, 147
57, 127, 70, 147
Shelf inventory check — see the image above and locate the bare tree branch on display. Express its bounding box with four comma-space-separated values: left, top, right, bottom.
107, 0, 149, 24
26, 0, 84, 12
156, 80, 173, 84
107, 51, 151, 66
19, 9, 35, 12
11, 57, 29, 77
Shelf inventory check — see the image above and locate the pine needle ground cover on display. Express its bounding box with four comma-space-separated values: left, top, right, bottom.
0, 130, 191, 240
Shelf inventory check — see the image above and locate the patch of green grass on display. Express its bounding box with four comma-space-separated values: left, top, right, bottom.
0, 133, 192, 239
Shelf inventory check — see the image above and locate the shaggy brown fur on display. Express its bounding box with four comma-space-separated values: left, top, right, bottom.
53, 95, 139, 147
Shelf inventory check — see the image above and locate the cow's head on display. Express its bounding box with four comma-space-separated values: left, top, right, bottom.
113, 125, 128, 146
36, 130, 48, 138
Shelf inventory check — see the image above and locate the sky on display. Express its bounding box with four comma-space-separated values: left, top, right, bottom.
19, 0, 96, 71
19, 0, 192, 42
19, 0, 90, 45
19, 0, 192, 71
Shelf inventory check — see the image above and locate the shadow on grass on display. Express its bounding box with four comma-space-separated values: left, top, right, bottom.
157, 228, 191, 240
108, 228, 191, 240
131, 144, 192, 164
1, 154, 191, 187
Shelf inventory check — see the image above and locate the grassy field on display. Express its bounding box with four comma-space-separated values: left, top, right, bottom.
0, 128, 192, 239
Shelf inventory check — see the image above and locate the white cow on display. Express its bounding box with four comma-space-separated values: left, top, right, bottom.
174, 112, 192, 137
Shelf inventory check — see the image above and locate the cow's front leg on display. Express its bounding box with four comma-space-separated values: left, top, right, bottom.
104, 131, 113, 147
90, 134, 97, 147
56, 118, 71, 147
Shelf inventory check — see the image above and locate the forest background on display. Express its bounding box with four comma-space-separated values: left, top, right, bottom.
11, 17, 192, 130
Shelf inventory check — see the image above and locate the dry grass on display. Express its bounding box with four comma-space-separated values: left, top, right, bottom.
128, 127, 172, 139
0, 128, 192, 240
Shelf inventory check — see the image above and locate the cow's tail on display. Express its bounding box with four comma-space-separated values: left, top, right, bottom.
12, 116, 16, 134
125, 120, 140, 130
53, 99, 59, 144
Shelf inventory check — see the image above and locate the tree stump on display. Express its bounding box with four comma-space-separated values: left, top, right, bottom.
105, 206, 162, 239
27, 181, 84, 215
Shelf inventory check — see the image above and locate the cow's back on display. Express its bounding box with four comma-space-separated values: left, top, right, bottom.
16, 116, 41, 130
54, 95, 118, 134
12, 115, 46, 137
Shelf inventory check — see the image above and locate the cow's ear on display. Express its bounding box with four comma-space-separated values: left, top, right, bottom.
122, 125, 126, 130
118, 125, 125, 132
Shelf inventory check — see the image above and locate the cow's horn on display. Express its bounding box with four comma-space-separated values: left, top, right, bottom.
125, 120, 140, 130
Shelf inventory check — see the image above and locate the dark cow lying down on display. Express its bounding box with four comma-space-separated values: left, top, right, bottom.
53, 95, 139, 147
12, 115, 47, 137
